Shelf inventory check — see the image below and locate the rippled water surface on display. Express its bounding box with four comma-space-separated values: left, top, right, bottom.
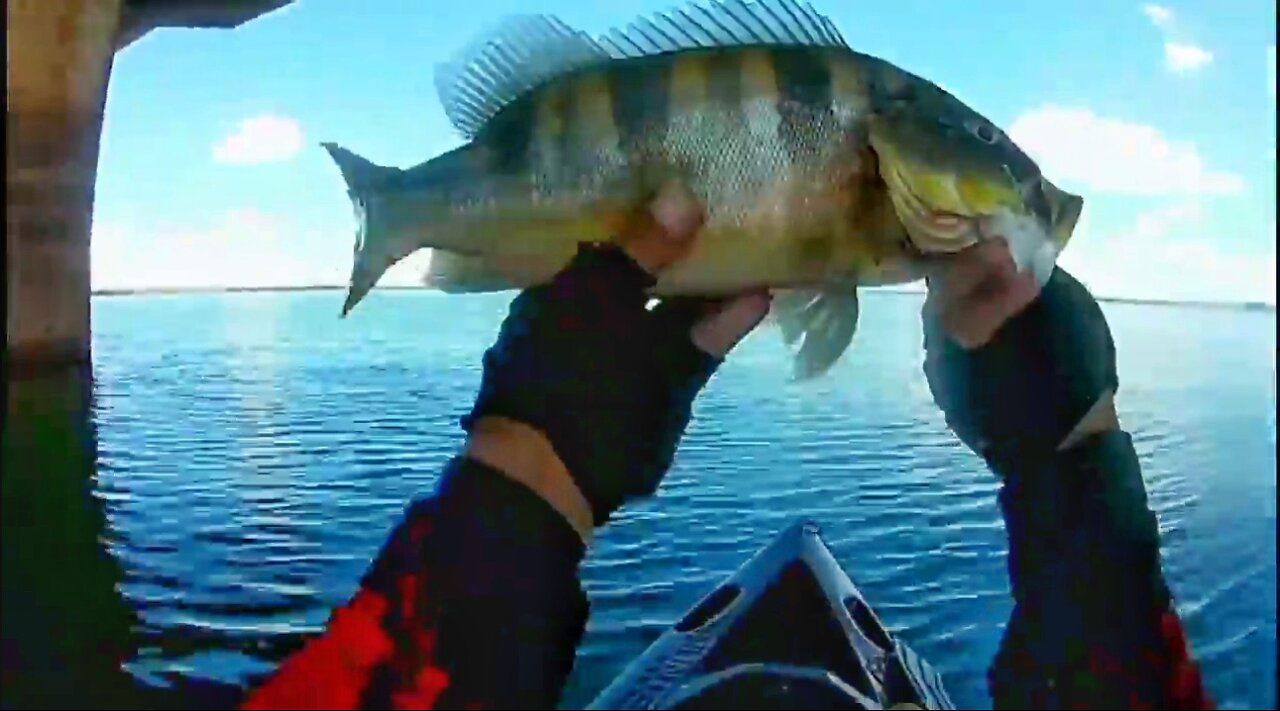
47, 290, 1280, 707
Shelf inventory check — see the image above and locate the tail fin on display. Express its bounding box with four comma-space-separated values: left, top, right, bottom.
320, 143, 400, 316
322, 142, 396, 198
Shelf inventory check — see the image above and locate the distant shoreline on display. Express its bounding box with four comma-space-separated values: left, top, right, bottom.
90, 285, 1277, 312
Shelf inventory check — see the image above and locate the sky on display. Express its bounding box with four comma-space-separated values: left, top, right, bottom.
93, 0, 1277, 304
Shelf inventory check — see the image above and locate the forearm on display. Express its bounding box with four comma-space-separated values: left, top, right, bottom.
243, 457, 588, 710
242, 203, 740, 710
989, 429, 1213, 709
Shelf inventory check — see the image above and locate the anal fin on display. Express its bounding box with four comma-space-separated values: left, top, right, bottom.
770, 289, 860, 380
422, 250, 519, 293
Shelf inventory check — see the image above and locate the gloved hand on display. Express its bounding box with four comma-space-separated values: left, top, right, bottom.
462, 184, 771, 530
921, 237, 1215, 711
921, 238, 1119, 474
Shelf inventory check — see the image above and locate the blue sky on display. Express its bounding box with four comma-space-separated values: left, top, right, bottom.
93, 0, 1277, 304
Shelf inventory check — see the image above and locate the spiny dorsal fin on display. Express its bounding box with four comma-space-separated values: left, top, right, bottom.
598, 0, 848, 59
435, 1, 849, 138
434, 15, 609, 138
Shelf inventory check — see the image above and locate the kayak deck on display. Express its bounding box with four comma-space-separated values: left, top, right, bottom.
587, 520, 955, 710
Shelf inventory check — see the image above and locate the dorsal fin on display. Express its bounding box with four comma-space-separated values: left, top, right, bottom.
435, 1, 849, 138
598, 0, 848, 58
434, 15, 609, 138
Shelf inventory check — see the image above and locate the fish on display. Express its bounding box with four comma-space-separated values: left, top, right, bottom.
322, 0, 1084, 379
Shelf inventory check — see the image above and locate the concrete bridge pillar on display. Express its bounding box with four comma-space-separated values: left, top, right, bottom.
6, 0, 292, 374
5, 2, 293, 705
7, 0, 122, 373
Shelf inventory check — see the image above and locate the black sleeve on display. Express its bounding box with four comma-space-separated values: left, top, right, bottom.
988, 430, 1213, 709
358, 457, 591, 709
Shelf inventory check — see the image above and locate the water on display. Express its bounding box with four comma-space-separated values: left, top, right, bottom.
6, 289, 1274, 708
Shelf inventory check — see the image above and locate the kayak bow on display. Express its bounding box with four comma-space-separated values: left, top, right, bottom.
588, 520, 956, 710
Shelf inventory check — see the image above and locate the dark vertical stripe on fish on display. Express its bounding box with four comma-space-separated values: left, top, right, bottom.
552, 84, 577, 176
773, 47, 833, 108
486, 97, 535, 174
534, 83, 571, 183
610, 56, 671, 157
771, 47, 833, 163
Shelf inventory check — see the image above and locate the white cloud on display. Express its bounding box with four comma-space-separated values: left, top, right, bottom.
91, 211, 441, 293
380, 250, 434, 287
1142, 3, 1173, 28
1164, 42, 1213, 72
1009, 105, 1245, 196
1132, 201, 1202, 236
1140, 4, 1213, 73
1060, 202, 1276, 305
92, 210, 345, 291
213, 114, 304, 165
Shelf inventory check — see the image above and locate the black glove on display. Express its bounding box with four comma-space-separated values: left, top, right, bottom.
462, 243, 731, 526
923, 267, 1119, 475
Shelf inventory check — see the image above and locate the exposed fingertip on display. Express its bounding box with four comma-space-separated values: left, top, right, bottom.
740, 288, 773, 313
691, 291, 771, 357
722, 291, 772, 328
995, 248, 1019, 280
980, 236, 1011, 263
650, 182, 704, 239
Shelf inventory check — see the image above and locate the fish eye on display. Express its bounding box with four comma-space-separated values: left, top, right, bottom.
965, 119, 1001, 145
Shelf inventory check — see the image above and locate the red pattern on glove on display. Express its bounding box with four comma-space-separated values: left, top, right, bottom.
1065, 607, 1214, 710
241, 515, 457, 710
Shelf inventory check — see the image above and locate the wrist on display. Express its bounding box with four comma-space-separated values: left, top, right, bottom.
462, 416, 595, 542
361, 456, 586, 605
1057, 389, 1120, 451
923, 268, 1120, 465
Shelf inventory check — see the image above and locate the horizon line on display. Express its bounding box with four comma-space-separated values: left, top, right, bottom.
89, 284, 1278, 311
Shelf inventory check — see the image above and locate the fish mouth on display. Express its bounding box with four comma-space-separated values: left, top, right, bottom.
866, 135, 979, 254
877, 161, 983, 254
1041, 177, 1084, 250
869, 141, 1055, 258
886, 167, 1081, 286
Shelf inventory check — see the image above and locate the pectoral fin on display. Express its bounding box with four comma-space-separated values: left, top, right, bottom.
770, 289, 860, 380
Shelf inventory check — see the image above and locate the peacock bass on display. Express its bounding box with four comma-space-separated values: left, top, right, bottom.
322, 0, 1084, 378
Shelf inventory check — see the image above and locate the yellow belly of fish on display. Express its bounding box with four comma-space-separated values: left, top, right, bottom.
426, 207, 919, 295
